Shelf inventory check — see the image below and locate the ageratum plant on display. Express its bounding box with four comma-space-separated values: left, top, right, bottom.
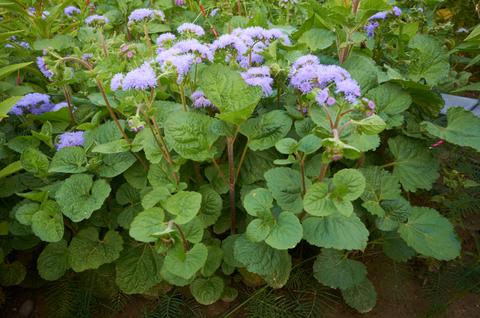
0, 0, 479, 314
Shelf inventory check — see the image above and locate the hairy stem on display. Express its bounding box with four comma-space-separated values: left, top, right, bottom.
227, 136, 236, 234
62, 85, 76, 124
299, 158, 306, 196
174, 223, 190, 251
318, 163, 329, 182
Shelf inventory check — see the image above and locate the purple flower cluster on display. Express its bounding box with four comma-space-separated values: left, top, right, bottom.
191, 91, 214, 109
211, 27, 290, 68
111, 62, 157, 91
9, 93, 53, 115
5, 36, 31, 49
128, 8, 164, 24
289, 55, 361, 105
64, 6, 81, 17
177, 23, 205, 37
171, 39, 213, 63
28, 7, 49, 19
56, 131, 85, 150
36, 56, 54, 80
156, 50, 195, 83
241, 67, 274, 96
85, 15, 109, 25
51, 102, 69, 112
156, 33, 176, 50
175, 0, 186, 6
127, 115, 145, 132
364, 7, 403, 38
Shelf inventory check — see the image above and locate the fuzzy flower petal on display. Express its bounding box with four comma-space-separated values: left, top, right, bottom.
85, 15, 109, 25
121, 63, 157, 91
36, 56, 54, 80
56, 131, 85, 150
241, 66, 273, 96
177, 23, 205, 37
64, 6, 81, 16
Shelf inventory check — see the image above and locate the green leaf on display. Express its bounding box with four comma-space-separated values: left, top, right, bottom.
31, 201, 64, 242
422, 107, 480, 151
275, 138, 298, 154
182, 217, 204, 243
341, 279, 377, 313
141, 187, 170, 209
304, 183, 337, 217
265, 168, 305, 214
382, 232, 416, 262
298, 28, 336, 51
0, 62, 32, 80
366, 84, 412, 128
359, 166, 402, 217
0, 160, 23, 179
374, 198, 411, 231
343, 54, 380, 91
92, 139, 130, 154
313, 249, 367, 289
129, 208, 167, 243
98, 152, 136, 178
332, 169, 366, 201
243, 188, 273, 217
15, 202, 40, 225
56, 174, 111, 222
33, 35, 76, 50
198, 64, 262, 125
191, 276, 224, 305
132, 128, 163, 163
234, 235, 291, 288
164, 111, 220, 161
201, 245, 223, 277
69, 227, 123, 272
21, 147, 49, 177
388, 136, 439, 192
352, 114, 386, 135
297, 134, 322, 154
240, 110, 292, 151
265, 212, 303, 250
398, 207, 461, 260
408, 34, 449, 86
0, 96, 22, 119
49, 147, 87, 173
164, 243, 208, 279
37, 240, 69, 281
163, 191, 202, 224
303, 214, 369, 250
115, 244, 163, 294
246, 218, 272, 242
0, 261, 26, 286
197, 185, 222, 227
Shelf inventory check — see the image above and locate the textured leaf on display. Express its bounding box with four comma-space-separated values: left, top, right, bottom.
201, 245, 223, 277
15, 202, 40, 225
264, 168, 305, 214
240, 110, 292, 151
343, 54, 381, 91
422, 107, 480, 151
21, 147, 49, 177
388, 136, 439, 192
92, 139, 130, 154
374, 198, 411, 231
69, 227, 123, 272
182, 217, 204, 243
382, 232, 416, 262
115, 244, 163, 294
341, 279, 377, 313
164, 111, 220, 161
197, 185, 222, 227
0, 261, 26, 286
398, 207, 461, 260
352, 115, 386, 135
37, 240, 69, 281
198, 64, 262, 125
265, 212, 302, 250
31, 201, 64, 242
313, 249, 367, 289
164, 243, 208, 279
98, 152, 136, 178
56, 174, 111, 222
297, 134, 322, 154
298, 28, 336, 50
163, 191, 202, 224
303, 214, 369, 250
129, 208, 167, 242
246, 218, 272, 242
191, 276, 224, 305
49, 147, 87, 173
234, 235, 291, 288
275, 138, 298, 154
243, 188, 273, 217
366, 83, 412, 128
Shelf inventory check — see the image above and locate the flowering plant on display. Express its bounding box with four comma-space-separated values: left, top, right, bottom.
0, 0, 479, 315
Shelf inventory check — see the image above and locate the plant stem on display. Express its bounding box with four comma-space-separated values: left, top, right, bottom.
380, 162, 396, 169
352, 0, 361, 15
318, 163, 329, 182
149, 116, 180, 183
227, 136, 237, 234
143, 23, 151, 51
235, 141, 249, 178
62, 85, 76, 124
299, 158, 306, 196
174, 223, 190, 251
179, 84, 187, 111
98, 29, 108, 57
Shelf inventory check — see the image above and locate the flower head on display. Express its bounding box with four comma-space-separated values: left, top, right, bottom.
10, 93, 53, 115
128, 8, 164, 24
122, 62, 157, 91
56, 131, 85, 150
177, 23, 205, 37
156, 49, 195, 83
241, 66, 273, 96
191, 91, 213, 108
364, 21, 379, 38
369, 11, 388, 20
36, 56, 54, 80
156, 33, 176, 51
172, 39, 213, 62
210, 8, 219, 17
110, 73, 124, 91
51, 102, 69, 112
392, 6, 402, 17
85, 15, 109, 25
175, 0, 186, 6
64, 6, 81, 17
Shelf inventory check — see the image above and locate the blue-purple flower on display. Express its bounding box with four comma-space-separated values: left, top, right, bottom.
9, 93, 53, 115
85, 15, 109, 25
156, 33, 176, 51
51, 102, 69, 112
175, 0, 186, 6
110, 73, 124, 91
364, 21, 380, 38
241, 66, 274, 96
210, 8, 219, 17
56, 131, 85, 150
64, 6, 81, 17
177, 23, 205, 37
121, 62, 157, 91
156, 49, 195, 83
36, 56, 54, 80
128, 8, 164, 24
172, 39, 213, 62
191, 91, 213, 108
392, 6, 402, 17
369, 11, 388, 20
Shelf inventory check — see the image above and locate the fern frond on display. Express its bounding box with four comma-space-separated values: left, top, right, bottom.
246, 289, 297, 318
